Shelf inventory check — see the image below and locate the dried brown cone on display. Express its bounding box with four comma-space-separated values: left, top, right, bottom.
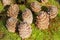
48, 5, 58, 19
22, 8, 33, 24
7, 4, 19, 18
6, 17, 18, 32
30, 1, 41, 13
36, 11, 49, 30
40, 0, 48, 3
18, 22, 32, 39
2, 0, 12, 6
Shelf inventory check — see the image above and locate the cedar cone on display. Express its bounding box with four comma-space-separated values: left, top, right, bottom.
18, 22, 32, 39
2, 0, 12, 6
7, 4, 19, 18
36, 11, 49, 30
22, 8, 33, 24
48, 5, 58, 19
6, 17, 18, 32
30, 1, 41, 13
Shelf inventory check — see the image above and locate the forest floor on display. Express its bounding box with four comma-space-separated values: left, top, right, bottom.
0, 0, 60, 40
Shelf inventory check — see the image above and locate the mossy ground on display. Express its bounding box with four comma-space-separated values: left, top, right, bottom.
0, 0, 60, 40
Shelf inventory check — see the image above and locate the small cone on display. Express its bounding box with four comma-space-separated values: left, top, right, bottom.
7, 4, 19, 18
30, 1, 41, 13
6, 17, 18, 32
36, 11, 49, 30
22, 8, 33, 24
2, 0, 12, 6
48, 5, 58, 19
18, 22, 32, 39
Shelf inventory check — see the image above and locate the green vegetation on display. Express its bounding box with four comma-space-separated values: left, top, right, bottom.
0, 0, 60, 40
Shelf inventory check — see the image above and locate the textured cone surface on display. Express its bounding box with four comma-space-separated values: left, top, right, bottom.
22, 8, 33, 24
18, 22, 32, 39
30, 1, 41, 13
2, 0, 12, 6
6, 17, 18, 32
36, 11, 49, 30
40, 0, 48, 3
7, 4, 19, 18
48, 5, 58, 19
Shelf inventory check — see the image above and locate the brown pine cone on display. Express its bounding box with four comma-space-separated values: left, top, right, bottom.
18, 22, 32, 39
48, 5, 58, 19
40, 0, 48, 3
36, 11, 49, 30
2, 0, 12, 6
30, 1, 41, 13
7, 4, 19, 18
6, 17, 18, 32
22, 8, 33, 24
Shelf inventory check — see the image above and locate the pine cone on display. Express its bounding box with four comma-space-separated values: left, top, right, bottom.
36, 11, 49, 30
22, 8, 33, 24
30, 1, 41, 13
2, 0, 12, 6
18, 22, 32, 39
40, 0, 48, 3
6, 17, 18, 32
7, 4, 19, 18
48, 5, 58, 19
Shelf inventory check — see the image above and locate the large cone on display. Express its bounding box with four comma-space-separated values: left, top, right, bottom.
36, 11, 49, 30
18, 22, 32, 39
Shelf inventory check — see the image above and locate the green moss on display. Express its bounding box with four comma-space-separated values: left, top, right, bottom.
19, 5, 26, 12
0, 0, 60, 40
